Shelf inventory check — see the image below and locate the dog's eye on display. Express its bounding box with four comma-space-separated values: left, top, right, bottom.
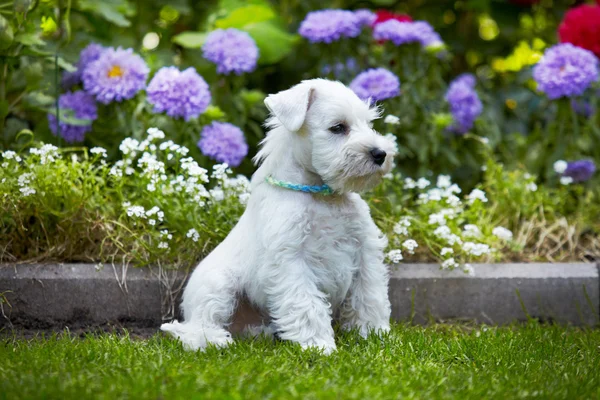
329, 123, 347, 135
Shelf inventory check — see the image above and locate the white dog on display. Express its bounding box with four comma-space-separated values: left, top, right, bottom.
161, 79, 396, 354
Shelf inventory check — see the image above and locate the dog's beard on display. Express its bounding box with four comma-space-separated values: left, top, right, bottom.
319, 152, 391, 193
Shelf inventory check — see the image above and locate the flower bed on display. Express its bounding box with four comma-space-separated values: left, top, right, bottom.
1, 2, 600, 271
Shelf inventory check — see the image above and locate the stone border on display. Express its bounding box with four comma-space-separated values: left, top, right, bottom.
1, 263, 598, 332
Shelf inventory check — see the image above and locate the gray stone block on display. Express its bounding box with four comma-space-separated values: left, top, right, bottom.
1, 263, 598, 331
389, 263, 599, 326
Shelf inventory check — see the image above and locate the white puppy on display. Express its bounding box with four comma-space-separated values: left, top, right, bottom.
161, 79, 396, 354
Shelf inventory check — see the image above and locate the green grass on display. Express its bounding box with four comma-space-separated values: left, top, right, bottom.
1, 323, 599, 400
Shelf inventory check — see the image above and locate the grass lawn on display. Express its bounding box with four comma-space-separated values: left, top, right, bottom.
1, 323, 599, 399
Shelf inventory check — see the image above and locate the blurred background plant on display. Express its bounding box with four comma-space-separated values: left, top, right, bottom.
1, 0, 600, 268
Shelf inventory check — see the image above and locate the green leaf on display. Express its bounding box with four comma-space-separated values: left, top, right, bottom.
15, 32, 45, 46
242, 21, 299, 65
215, 5, 275, 29
78, 0, 132, 27
23, 92, 55, 108
172, 32, 207, 49
48, 56, 77, 73
47, 108, 93, 127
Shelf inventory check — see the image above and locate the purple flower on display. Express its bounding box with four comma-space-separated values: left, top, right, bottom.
198, 122, 248, 167
82, 47, 149, 104
321, 58, 358, 78
563, 160, 596, 182
445, 75, 482, 134
61, 43, 106, 90
47, 91, 98, 143
354, 9, 376, 27
571, 99, 594, 117
350, 68, 400, 102
533, 44, 599, 100
454, 73, 477, 88
146, 67, 211, 121
373, 20, 442, 47
202, 29, 259, 75
298, 10, 361, 43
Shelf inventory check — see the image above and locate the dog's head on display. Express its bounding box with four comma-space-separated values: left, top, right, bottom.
261, 79, 396, 193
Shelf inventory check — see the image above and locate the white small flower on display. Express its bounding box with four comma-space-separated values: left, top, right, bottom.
463, 264, 475, 276
386, 249, 403, 263
462, 242, 491, 256
119, 138, 140, 155
526, 182, 538, 192
444, 184, 461, 195
384, 115, 400, 125
428, 212, 447, 226
239, 193, 250, 205
463, 224, 481, 238
90, 147, 107, 157
436, 175, 452, 189
393, 217, 411, 235
466, 188, 488, 204
210, 188, 225, 202
147, 127, 165, 141
446, 195, 461, 207
441, 247, 453, 256
158, 242, 169, 249
147, 183, 156, 192
149, 219, 156, 226
404, 178, 417, 189
30, 144, 59, 164
19, 187, 36, 196
416, 178, 430, 189
480, 137, 489, 145
384, 133, 399, 153
492, 226, 513, 241
560, 176, 573, 185
2, 150, 21, 161
553, 160, 567, 174
402, 239, 418, 254
441, 258, 458, 270
126, 205, 146, 218
186, 228, 200, 242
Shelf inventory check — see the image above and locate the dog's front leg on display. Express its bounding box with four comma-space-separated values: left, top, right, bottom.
340, 234, 391, 338
266, 260, 336, 354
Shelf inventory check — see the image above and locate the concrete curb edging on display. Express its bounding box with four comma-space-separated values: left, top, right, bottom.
1, 263, 598, 331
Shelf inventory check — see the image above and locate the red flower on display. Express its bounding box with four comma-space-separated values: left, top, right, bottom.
559, 4, 600, 58
373, 10, 412, 26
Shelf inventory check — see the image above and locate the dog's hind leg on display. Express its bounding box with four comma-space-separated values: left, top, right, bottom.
161, 260, 238, 351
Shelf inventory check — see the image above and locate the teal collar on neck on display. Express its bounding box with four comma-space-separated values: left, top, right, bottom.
265, 175, 334, 195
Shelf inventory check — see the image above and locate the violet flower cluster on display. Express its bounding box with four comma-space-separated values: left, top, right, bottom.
299, 9, 362, 43
349, 68, 401, 102
533, 43, 599, 100
198, 122, 249, 167
445, 74, 482, 134
47, 91, 98, 143
82, 47, 149, 104
563, 160, 596, 182
61, 43, 106, 89
202, 29, 259, 75
373, 20, 442, 48
146, 67, 211, 120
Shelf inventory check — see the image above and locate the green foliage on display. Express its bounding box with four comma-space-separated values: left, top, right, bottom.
0, 131, 248, 267
1, 324, 600, 399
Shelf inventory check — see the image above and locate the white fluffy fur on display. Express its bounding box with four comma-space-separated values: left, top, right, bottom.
161, 79, 396, 354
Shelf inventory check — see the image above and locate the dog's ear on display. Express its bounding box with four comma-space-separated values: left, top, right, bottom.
264, 83, 315, 132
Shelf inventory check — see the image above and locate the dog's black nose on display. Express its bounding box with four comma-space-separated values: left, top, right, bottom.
370, 148, 387, 166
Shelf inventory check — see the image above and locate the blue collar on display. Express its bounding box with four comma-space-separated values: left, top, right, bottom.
265, 175, 334, 195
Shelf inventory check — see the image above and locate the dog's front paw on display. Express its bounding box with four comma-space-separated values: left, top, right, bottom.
299, 340, 337, 355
